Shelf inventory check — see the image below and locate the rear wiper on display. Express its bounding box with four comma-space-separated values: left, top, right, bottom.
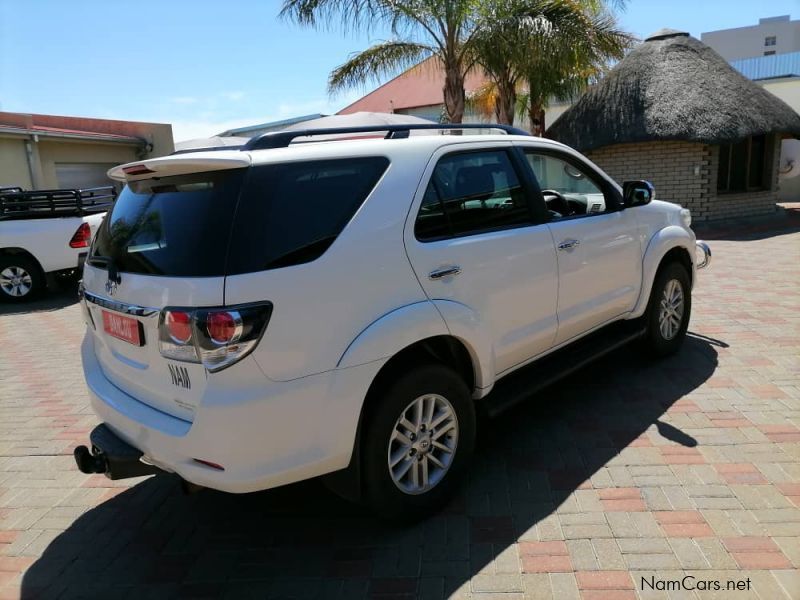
86, 255, 121, 284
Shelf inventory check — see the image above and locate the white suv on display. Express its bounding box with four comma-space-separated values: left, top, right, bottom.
74, 124, 710, 519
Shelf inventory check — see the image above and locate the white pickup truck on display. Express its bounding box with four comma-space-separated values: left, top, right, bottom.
0, 186, 113, 302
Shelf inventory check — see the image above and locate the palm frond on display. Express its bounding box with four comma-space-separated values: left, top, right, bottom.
279, 0, 388, 32
327, 40, 434, 95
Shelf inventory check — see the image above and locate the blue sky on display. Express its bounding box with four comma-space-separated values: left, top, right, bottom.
1, 1, 797, 141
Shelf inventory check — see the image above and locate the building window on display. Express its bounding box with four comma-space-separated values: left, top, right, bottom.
764, 36, 777, 46
717, 135, 772, 193
764, 50, 776, 56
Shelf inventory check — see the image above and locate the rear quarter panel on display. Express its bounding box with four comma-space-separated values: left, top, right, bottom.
223, 146, 434, 382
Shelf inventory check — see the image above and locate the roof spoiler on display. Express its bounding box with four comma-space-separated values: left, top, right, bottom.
108, 154, 252, 182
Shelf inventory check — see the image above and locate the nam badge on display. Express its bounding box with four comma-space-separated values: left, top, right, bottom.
168, 363, 191, 390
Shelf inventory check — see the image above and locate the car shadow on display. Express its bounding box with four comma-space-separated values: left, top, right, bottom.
21, 333, 718, 599
0, 281, 80, 317
693, 211, 800, 242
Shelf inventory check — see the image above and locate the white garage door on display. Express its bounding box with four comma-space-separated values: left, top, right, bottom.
55, 163, 119, 190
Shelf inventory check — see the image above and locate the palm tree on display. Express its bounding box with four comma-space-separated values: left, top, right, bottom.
522, 3, 631, 135
280, 1, 629, 129
470, 0, 631, 132
280, 0, 482, 123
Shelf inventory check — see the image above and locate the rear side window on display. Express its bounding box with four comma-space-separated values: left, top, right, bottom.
91, 170, 246, 277
415, 150, 531, 240
226, 157, 389, 274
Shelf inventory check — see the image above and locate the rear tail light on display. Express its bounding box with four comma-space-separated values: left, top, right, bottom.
205, 311, 240, 345
166, 311, 193, 344
158, 302, 272, 372
69, 223, 92, 248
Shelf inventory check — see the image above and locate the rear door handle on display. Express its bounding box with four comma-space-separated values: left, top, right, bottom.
557, 239, 580, 251
429, 265, 462, 280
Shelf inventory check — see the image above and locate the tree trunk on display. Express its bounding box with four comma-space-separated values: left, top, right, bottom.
528, 102, 545, 136
442, 63, 465, 124
495, 78, 516, 125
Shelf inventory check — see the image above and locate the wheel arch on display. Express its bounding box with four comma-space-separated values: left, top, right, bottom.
0, 247, 45, 275
630, 227, 695, 319
325, 332, 480, 502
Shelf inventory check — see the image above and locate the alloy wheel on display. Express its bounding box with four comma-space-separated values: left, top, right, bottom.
0, 266, 33, 298
658, 278, 684, 340
387, 393, 459, 495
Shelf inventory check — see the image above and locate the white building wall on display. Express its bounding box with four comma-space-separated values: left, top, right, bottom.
701, 15, 800, 61
759, 78, 800, 202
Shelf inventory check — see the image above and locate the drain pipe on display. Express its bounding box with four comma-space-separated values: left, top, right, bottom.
23, 134, 44, 189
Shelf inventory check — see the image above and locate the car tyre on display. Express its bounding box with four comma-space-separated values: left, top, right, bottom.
362, 364, 475, 521
0, 255, 44, 303
643, 261, 691, 357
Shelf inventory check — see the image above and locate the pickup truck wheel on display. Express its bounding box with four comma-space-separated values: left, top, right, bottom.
362, 364, 475, 521
644, 261, 691, 357
0, 256, 44, 303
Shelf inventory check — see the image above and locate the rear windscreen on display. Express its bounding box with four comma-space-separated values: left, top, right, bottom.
90, 170, 246, 277
90, 157, 389, 277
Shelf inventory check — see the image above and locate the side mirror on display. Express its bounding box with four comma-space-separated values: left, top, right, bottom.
623, 180, 654, 207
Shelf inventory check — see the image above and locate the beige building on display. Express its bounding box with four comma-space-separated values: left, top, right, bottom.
0, 112, 173, 191
336, 57, 568, 130
701, 15, 800, 61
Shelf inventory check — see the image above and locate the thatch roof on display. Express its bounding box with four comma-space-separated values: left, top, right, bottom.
547, 30, 800, 152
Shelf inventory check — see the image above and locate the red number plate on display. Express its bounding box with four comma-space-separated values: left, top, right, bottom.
102, 311, 143, 346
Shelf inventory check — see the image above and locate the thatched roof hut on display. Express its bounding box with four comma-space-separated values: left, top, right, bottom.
548, 29, 800, 151
547, 30, 800, 222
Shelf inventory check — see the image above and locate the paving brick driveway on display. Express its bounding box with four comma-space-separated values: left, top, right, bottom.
0, 225, 798, 600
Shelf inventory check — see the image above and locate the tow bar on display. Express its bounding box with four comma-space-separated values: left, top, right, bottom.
74, 424, 163, 480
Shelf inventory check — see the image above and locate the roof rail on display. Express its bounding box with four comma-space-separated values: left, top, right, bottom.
243, 123, 530, 151
171, 145, 244, 156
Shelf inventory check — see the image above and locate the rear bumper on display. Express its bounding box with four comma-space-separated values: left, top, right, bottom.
80, 332, 383, 493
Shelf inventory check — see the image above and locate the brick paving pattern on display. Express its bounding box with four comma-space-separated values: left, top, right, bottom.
0, 225, 798, 599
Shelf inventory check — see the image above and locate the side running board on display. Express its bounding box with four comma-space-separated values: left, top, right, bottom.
481, 322, 647, 417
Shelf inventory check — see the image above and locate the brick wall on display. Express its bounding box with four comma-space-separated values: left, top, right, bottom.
585, 139, 780, 222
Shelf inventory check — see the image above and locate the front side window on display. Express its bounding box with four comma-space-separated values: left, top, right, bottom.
414, 150, 530, 240
524, 152, 610, 219
717, 135, 771, 193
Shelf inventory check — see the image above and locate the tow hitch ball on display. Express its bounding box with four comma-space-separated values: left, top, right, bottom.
74, 445, 107, 475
